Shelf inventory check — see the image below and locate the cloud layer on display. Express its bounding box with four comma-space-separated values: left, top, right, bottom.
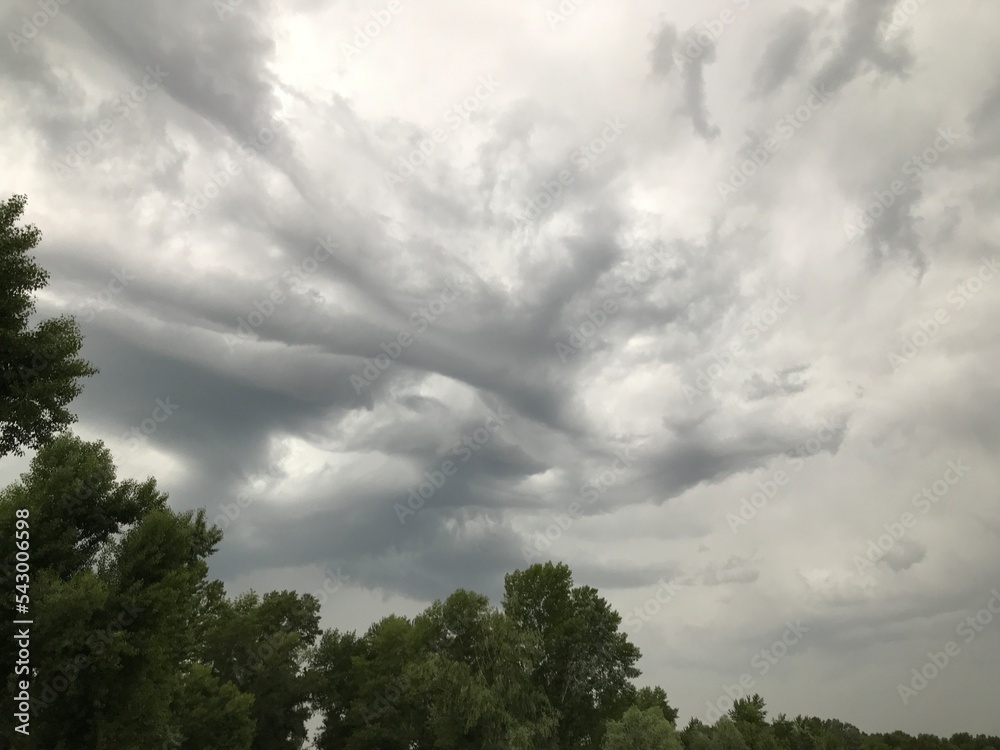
2, 0, 999, 735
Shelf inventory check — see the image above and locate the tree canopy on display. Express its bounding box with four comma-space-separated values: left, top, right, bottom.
0, 194, 96, 457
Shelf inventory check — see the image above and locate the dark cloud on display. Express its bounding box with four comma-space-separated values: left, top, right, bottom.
679, 32, 721, 140
2, 0, 999, 734
810, 0, 915, 97
649, 21, 679, 79
752, 8, 815, 97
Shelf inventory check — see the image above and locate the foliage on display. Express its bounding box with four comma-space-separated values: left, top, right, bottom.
0, 194, 96, 457
603, 705, 683, 750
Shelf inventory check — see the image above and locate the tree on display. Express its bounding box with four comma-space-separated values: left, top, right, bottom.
715, 717, 751, 750
0, 434, 251, 749
409, 590, 557, 748
312, 590, 558, 750
312, 614, 420, 750
603, 705, 682, 750
170, 663, 256, 750
0, 194, 96, 457
502, 561, 641, 748
199, 589, 321, 750
682, 717, 719, 750
636, 685, 679, 726
729, 696, 778, 750
730, 694, 767, 725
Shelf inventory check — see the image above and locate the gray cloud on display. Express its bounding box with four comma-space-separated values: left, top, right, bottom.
752, 8, 815, 97
679, 32, 721, 140
2, 0, 999, 736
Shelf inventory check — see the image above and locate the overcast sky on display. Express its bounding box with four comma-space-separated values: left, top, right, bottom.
2, 0, 999, 736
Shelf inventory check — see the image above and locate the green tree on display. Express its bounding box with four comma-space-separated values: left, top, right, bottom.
729, 695, 778, 750
409, 590, 557, 748
200, 589, 321, 750
312, 590, 558, 750
603, 705, 682, 750
310, 628, 368, 746
0, 434, 253, 749
0, 194, 96, 457
715, 717, 751, 750
170, 662, 256, 750
730, 694, 767, 725
502, 561, 641, 748
636, 685, 679, 726
313, 614, 420, 750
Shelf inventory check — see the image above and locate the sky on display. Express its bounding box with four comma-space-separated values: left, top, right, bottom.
1, 0, 999, 736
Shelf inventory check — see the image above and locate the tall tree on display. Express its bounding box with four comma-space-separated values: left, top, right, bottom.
0, 194, 96, 457
0, 434, 254, 749
199, 589, 321, 750
502, 561, 641, 748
